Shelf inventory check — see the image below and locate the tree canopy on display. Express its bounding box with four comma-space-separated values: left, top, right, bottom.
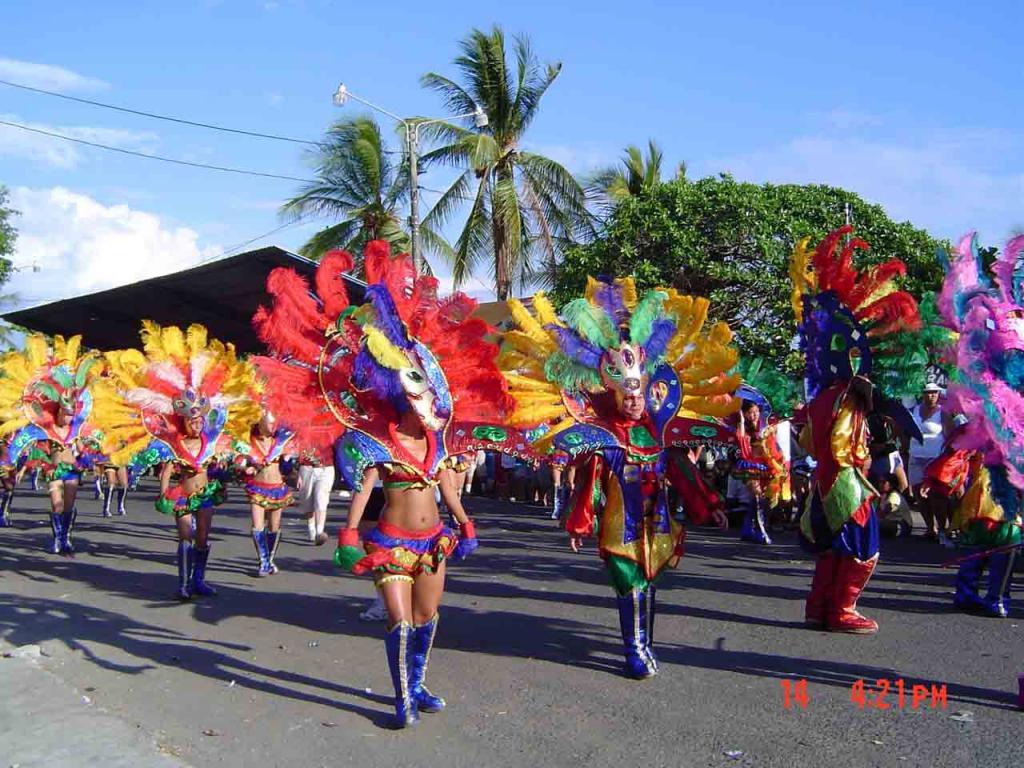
555, 175, 946, 373
0, 186, 15, 284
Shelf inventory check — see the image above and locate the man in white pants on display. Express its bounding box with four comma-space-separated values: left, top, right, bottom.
296, 461, 334, 545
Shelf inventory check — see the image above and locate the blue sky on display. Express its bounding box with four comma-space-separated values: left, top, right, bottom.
1, 0, 1022, 308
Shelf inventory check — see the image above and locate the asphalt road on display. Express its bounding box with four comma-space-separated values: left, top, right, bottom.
1, 480, 1021, 768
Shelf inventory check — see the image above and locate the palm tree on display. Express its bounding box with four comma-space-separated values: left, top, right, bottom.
420, 26, 592, 299
586, 139, 686, 208
281, 117, 450, 272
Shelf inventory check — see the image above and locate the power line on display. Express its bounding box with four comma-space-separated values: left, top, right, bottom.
0, 119, 316, 183
0, 78, 323, 147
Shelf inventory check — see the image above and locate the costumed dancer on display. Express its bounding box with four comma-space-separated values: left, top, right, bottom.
233, 405, 296, 577
937, 232, 1024, 618
500, 277, 740, 678
100, 462, 130, 517
0, 436, 18, 527
792, 226, 922, 634
0, 335, 105, 554
253, 242, 511, 728
93, 322, 259, 599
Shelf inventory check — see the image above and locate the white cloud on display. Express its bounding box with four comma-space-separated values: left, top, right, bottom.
522, 141, 617, 175
0, 58, 108, 92
702, 128, 1024, 243
6, 187, 222, 306
0, 114, 157, 168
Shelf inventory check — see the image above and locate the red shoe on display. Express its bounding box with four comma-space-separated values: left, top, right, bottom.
805, 552, 836, 628
828, 555, 879, 634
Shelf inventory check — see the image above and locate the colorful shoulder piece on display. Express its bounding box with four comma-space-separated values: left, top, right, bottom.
254, 241, 512, 491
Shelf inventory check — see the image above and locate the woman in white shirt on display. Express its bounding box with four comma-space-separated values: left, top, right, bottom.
909, 383, 951, 538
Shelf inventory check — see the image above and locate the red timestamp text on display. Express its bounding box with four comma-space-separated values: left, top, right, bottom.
851, 678, 948, 710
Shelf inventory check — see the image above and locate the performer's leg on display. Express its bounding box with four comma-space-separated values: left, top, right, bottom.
409, 564, 447, 713
380, 577, 418, 728
174, 513, 194, 600
805, 551, 837, 628
47, 481, 64, 554
608, 556, 657, 679
102, 469, 114, 517
828, 555, 879, 633
314, 467, 332, 543
61, 479, 79, 554
266, 507, 283, 574
250, 503, 272, 577
116, 467, 129, 515
981, 550, 1016, 618
0, 486, 11, 528
739, 497, 772, 545
92, 472, 102, 500
953, 551, 984, 610
191, 508, 217, 596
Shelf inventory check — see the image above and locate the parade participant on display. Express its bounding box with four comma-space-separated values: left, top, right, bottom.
295, 446, 333, 545
0, 436, 18, 528
938, 232, 1024, 617
792, 226, 922, 634
234, 407, 296, 577
101, 463, 129, 517
500, 277, 740, 678
93, 322, 260, 599
253, 241, 512, 728
0, 335, 105, 555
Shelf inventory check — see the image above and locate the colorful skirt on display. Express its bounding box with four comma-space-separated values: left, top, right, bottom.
355, 521, 458, 585
245, 480, 293, 512
156, 479, 226, 518
43, 462, 81, 484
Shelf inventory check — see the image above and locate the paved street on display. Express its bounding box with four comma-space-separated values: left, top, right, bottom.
1, 481, 1021, 768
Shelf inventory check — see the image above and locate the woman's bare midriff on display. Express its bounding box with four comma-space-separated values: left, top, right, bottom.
51, 443, 75, 465
380, 484, 440, 531
179, 467, 208, 496
254, 463, 283, 484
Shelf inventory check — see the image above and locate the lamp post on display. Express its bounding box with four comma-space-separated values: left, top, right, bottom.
332, 84, 487, 275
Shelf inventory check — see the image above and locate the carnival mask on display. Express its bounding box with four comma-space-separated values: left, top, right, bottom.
399, 346, 448, 432
172, 387, 211, 421
808, 293, 873, 386
600, 342, 648, 419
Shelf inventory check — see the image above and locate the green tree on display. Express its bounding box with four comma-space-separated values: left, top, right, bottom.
556, 175, 946, 373
586, 139, 686, 208
281, 117, 449, 271
420, 26, 592, 298
0, 186, 15, 283
0, 187, 20, 350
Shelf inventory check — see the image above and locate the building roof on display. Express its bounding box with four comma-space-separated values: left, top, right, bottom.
1, 246, 366, 354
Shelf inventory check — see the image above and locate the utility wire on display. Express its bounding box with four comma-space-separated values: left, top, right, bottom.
0, 119, 316, 183
0, 78, 323, 147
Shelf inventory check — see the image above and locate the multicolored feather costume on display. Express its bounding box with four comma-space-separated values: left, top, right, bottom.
0, 334, 106, 471
501, 276, 741, 454
92, 321, 260, 472
253, 241, 516, 491
938, 232, 1024, 545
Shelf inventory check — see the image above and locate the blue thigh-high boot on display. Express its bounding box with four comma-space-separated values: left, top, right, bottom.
739, 498, 772, 544
954, 553, 984, 610
176, 541, 193, 601
0, 490, 10, 527
48, 511, 63, 554
266, 530, 281, 574
408, 614, 446, 713
59, 506, 77, 555
644, 584, 659, 671
616, 587, 658, 679
384, 621, 419, 728
102, 485, 113, 517
116, 487, 128, 516
191, 546, 218, 596
251, 528, 272, 577
981, 550, 1016, 618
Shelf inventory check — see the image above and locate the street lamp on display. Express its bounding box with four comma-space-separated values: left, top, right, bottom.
332, 83, 487, 274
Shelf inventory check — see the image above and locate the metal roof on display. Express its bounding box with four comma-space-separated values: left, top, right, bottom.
1, 246, 366, 354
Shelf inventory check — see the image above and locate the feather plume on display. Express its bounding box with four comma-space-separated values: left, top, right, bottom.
560, 298, 619, 350
629, 289, 668, 347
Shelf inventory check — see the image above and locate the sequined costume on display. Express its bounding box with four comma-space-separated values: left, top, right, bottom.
0, 335, 105, 554
93, 322, 259, 599
500, 276, 741, 678
232, 421, 296, 576
937, 233, 1024, 618
792, 226, 922, 634
253, 241, 512, 727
